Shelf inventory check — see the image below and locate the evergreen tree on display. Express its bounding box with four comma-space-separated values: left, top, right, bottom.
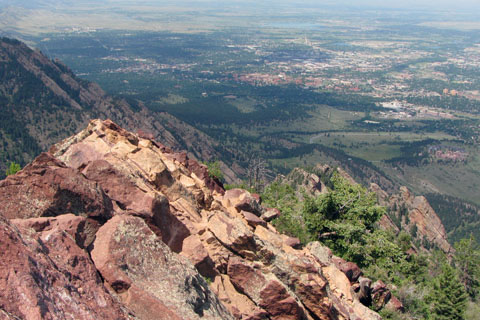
5, 161, 21, 176
454, 235, 480, 298
431, 264, 468, 320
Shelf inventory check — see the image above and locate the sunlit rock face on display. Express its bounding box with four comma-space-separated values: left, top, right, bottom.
0, 119, 385, 320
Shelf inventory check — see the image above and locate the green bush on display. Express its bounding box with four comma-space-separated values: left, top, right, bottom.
5, 161, 21, 176
204, 160, 224, 182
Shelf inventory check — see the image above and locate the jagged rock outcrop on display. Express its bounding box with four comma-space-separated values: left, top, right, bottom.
0, 119, 382, 320
371, 183, 453, 254
278, 167, 328, 197
0, 213, 133, 319
0, 38, 241, 183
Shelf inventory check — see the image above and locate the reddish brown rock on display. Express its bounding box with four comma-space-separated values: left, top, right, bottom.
241, 210, 267, 228
307, 241, 332, 266
261, 208, 280, 222
332, 257, 363, 283
227, 257, 267, 300
371, 280, 392, 311
91, 215, 233, 320
0, 152, 112, 221
208, 210, 256, 254
385, 295, 405, 312
11, 213, 100, 249
228, 258, 307, 320
284, 236, 301, 248
186, 159, 225, 195
211, 274, 269, 320
223, 189, 263, 216
0, 214, 130, 320
0, 120, 386, 320
180, 235, 217, 278
380, 186, 452, 254
259, 281, 306, 320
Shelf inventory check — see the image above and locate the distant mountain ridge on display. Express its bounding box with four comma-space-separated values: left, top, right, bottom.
0, 37, 238, 181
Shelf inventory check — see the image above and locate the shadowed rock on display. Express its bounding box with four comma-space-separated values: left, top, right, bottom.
0, 214, 131, 320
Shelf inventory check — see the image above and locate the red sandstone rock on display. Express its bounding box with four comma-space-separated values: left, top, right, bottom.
386, 295, 405, 312
261, 208, 280, 222
332, 257, 363, 283
371, 280, 392, 311
0, 214, 130, 320
11, 213, 100, 249
91, 215, 233, 320
259, 281, 306, 320
223, 189, 263, 216
0, 152, 112, 221
228, 258, 307, 320
186, 159, 225, 195
0, 120, 386, 320
208, 210, 256, 254
284, 236, 301, 248
241, 210, 267, 228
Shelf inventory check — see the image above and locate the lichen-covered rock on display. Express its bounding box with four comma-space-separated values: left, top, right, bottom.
0, 214, 131, 320
223, 189, 264, 216
11, 213, 99, 249
0, 152, 112, 221
371, 280, 392, 311
0, 119, 387, 320
332, 257, 363, 283
91, 215, 234, 320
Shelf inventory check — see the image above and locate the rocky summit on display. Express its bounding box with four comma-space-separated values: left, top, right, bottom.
0, 119, 394, 320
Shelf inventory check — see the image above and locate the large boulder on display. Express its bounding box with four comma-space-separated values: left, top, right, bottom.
0, 214, 130, 320
371, 280, 392, 311
223, 189, 264, 216
227, 258, 308, 320
0, 152, 112, 221
11, 213, 99, 249
332, 257, 363, 283
91, 215, 233, 320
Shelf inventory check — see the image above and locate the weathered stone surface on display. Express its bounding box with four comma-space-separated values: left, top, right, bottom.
0, 120, 387, 320
332, 257, 363, 283
223, 189, 263, 216
376, 185, 452, 254
0, 152, 112, 221
91, 215, 234, 320
180, 235, 217, 278
307, 241, 332, 265
371, 280, 392, 311
284, 236, 301, 248
211, 275, 268, 319
261, 208, 280, 222
227, 258, 307, 320
241, 210, 267, 228
259, 281, 306, 320
0, 214, 130, 320
11, 213, 99, 249
208, 210, 256, 254
385, 295, 405, 312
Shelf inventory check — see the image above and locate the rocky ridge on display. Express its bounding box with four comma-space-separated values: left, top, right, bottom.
0, 119, 391, 320
279, 166, 452, 254
372, 184, 453, 254
0, 38, 240, 183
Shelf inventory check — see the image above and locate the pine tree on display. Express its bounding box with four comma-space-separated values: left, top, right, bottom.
454, 235, 480, 298
431, 264, 468, 320
5, 161, 21, 176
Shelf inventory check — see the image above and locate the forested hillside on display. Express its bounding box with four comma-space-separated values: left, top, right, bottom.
0, 37, 236, 179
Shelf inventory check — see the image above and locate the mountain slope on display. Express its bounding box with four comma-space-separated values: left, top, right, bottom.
0, 119, 388, 320
0, 37, 238, 181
